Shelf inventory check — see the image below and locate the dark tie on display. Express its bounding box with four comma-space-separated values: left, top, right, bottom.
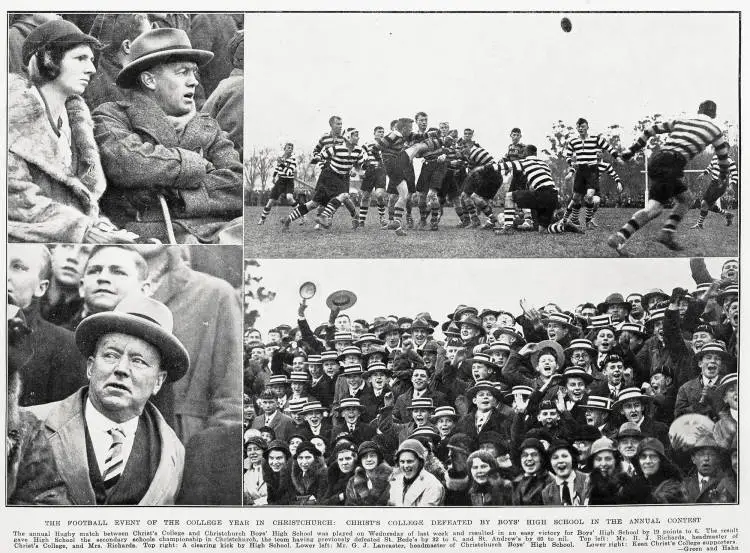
561, 483, 572, 505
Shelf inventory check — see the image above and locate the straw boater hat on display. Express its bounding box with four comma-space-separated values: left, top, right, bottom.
430, 406, 458, 422
307, 354, 323, 366
644, 308, 667, 331
695, 342, 733, 365
506, 385, 533, 400
718, 372, 737, 396
333, 332, 354, 343
542, 311, 578, 331
341, 364, 364, 377
267, 374, 288, 387
466, 352, 500, 372
337, 346, 363, 361
625, 292, 643, 305
642, 288, 670, 307
289, 371, 310, 384
564, 338, 597, 356
406, 398, 436, 412
612, 387, 653, 411
488, 342, 511, 355
716, 285, 739, 305
560, 366, 594, 385
492, 325, 526, 346
336, 398, 365, 413
321, 350, 339, 363
578, 395, 613, 413
692, 283, 712, 298
466, 380, 504, 402
300, 401, 326, 416
75, 294, 190, 382
116, 27, 213, 88
287, 398, 307, 414
588, 314, 615, 331
616, 322, 647, 338
362, 361, 392, 378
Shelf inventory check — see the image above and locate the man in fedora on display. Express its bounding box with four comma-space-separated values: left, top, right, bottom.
250, 389, 296, 443
674, 342, 729, 421
597, 293, 631, 324
683, 436, 730, 503
26, 294, 188, 505
92, 27, 242, 243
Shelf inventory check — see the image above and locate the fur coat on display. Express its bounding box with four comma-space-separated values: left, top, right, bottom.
345, 463, 393, 506
290, 457, 328, 505
8, 74, 107, 242
7, 373, 70, 505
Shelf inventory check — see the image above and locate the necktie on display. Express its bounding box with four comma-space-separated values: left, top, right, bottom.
561, 483, 572, 505
699, 477, 708, 492
103, 427, 126, 488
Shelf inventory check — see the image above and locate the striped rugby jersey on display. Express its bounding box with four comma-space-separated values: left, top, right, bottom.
273, 155, 297, 179
311, 132, 344, 164
626, 114, 730, 175
497, 156, 557, 191
564, 134, 618, 167
463, 145, 495, 169
597, 161, 621, 184
445, 144, 466, 169
362, 141, 383, 166
320, 143, 367, 175
704, 155, 738, 186
376, 131, 407, 161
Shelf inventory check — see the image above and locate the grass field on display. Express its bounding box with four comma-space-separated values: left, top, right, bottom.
244, 207, 739, 259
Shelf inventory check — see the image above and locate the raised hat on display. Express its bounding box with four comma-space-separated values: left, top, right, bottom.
116, 28, 213, 88
326, 289, 358, 311
75, 294, 189, 382
22, 19, 101, 67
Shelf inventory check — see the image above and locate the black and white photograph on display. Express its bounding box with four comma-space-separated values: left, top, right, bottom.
243, 256, 738, 506
8, 244, 243, 505
8, 13, 244, 245
244, 12, 739, 259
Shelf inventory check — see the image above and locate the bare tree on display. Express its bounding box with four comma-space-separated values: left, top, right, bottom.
244, 259, 276, 329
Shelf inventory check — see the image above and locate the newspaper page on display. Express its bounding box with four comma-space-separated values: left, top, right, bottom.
2, 2, 747, 553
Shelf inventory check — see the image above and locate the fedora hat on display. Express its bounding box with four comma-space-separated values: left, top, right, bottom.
354, 333, 384, 347
409, 318, 435, 334
116, 28, 213, 88
447, 304, 478, 321
612, 387, 653, 411
530, 340, 565, 369
597, 293, 631, 315
459, 315, 486, 336
414, 312, 439, 328
617, 422, 643, 439
75, 294, 189, 382
441, 320, 461, 336
377, 321, 401, 339
478, 308, 501, 320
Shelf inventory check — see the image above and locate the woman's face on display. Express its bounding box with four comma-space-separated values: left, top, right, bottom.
593, 451, 616, 477
638, 449, 661, 477
288, 437, 302, 456
520, 447, 543, 475
311, 438, 326, 457
246, 443, 263, 465
470, 457, 491, 484
267, 450, 287, 472
337, 450, 355, 473
618, 437, 640, 459
55, 44, 96, 96
550, 449, 573, 478
361, 451, 379, 471
297, 451, 315, 472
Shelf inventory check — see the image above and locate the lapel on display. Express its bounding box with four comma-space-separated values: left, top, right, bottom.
123, 92, 181, 148
139, 403, 183, 505
401, 472, 429, 506
42, 390, 97, 505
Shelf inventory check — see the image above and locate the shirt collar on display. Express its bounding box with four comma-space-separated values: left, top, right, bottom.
85, 398, 139, 436
553, 472, 576, 486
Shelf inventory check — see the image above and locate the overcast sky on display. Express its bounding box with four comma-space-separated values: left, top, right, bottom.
246, 11, 739, 157
247, 257, 733, 335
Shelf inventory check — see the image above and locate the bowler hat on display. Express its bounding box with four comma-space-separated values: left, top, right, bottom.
22, 19, 101, 67
597, 293, 631, 315
75, 294, 189, 382
116, 28, 213, 88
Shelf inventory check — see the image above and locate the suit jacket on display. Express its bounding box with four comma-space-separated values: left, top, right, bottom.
675, 378, 724, 421
26, 388, 184, 505
393, 387, 448, 424
683, 472, 730, 504
541, 471, 588, 505
330, 421, 376, 446
387, 468, 445, 506
250, 410, 296, 443
309, 373, 335, 409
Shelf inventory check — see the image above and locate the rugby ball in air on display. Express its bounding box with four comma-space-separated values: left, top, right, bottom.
561, 17, 572, 32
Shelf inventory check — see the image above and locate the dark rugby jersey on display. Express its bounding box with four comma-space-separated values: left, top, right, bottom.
273, 155, 297, 179
626, 115, 730, 176
320, 143, 367, 175
463, 145, 495, 169
503, 142, 526, 162
564, 134, 618, 166
376, 131, 407, 161
498, 156, 556, 191
597, 161, 621, 185
311, 132, 344, 164
445, 144, 466, 169
363, 141, 383, 166
704, 155, 738, 186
